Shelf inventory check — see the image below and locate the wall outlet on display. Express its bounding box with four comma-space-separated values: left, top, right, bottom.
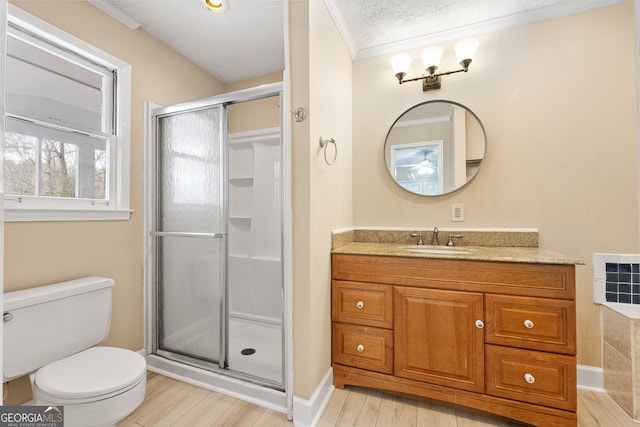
452, 203, 464, 222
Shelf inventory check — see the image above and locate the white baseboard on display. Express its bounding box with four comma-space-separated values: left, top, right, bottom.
578, 364, 605, 393
289, 364, 604, 427
293, 368, 334, 427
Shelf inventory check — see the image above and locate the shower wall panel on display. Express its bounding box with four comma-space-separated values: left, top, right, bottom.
228, 128, 282, 324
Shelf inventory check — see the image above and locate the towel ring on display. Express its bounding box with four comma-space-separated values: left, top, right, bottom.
319, 137, 337, 165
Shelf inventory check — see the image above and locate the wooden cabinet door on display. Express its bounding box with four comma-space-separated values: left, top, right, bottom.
394, 287, 484, 392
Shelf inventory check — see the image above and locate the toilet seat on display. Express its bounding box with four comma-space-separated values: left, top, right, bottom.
33, 347, 146, 404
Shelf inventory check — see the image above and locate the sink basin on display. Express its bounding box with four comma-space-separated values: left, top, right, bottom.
403, 247, 472, 255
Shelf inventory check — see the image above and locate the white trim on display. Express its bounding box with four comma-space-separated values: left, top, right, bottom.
5, 5, 132, 221
4, 208, 132, 222
0, 0, 7, 403
88, 0, 141, 30
293, 368, 334, 427
8, 5, 130, 68
321, 0, 357, 59
282, 0, 294, 419
323, 0, 624, 60
577, 365, 605, 393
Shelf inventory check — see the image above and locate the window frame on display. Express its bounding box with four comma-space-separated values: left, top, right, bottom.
4, 5, 131, 222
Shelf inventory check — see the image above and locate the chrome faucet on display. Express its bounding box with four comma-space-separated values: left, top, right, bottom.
431, 227, 439, 245
410, 232, 424, 245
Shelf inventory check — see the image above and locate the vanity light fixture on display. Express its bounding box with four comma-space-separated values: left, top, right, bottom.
392, 38, 479, 91
204, 0, 226, 12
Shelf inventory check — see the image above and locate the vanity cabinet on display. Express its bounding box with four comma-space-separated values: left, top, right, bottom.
394, 287, 484, 392
331, 253, 577, 427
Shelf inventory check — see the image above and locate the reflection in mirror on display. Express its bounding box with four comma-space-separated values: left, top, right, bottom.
384, 100, 486, 196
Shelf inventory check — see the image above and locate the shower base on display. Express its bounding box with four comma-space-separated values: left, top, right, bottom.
145, 316, 285, 414
228, 317, 282, 384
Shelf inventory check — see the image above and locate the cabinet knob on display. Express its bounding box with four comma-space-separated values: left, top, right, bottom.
357, 344, 364, 353
524, 319, 535, 329
356, 301, 364, 309
475, 320, 484, 329
524, 373, 536, 384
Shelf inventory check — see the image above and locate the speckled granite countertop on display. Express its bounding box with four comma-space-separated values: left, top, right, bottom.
332, 242, 584, 265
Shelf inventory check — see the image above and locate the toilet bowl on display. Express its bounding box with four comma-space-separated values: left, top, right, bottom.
3, 277, 147, 427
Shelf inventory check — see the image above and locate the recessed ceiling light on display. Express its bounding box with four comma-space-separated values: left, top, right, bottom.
204, 0, 226, 12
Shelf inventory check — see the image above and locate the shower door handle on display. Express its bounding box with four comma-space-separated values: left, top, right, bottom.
150, 231, 225, 239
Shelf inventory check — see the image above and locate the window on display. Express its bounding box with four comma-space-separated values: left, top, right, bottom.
390, 141, 444, 195
4, 6, 131, 221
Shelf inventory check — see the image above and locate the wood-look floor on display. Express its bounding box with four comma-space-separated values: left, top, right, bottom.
118, 372, 639, 427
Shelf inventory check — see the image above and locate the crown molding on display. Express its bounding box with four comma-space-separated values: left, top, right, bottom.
324, 0, 624, 60
88, 0, 141, 30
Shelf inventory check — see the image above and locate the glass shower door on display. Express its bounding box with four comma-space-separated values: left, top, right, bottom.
153, 106, 225, 367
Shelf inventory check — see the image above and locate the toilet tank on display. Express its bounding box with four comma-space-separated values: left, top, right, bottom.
3, 277, 115, 382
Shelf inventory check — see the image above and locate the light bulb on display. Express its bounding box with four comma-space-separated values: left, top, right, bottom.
455, 38, 479, 62
391, 54, 412, 75
205, 0, 225, 11
420, 46, 443, 69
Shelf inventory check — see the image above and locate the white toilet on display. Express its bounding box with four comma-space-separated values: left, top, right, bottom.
3, 276, 147, 427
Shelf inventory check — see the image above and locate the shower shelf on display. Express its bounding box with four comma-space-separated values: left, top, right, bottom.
229, 176, 254, 182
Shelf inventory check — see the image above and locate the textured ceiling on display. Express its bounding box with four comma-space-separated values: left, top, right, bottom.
334, 0, 567, 53
89, 0, 622, 83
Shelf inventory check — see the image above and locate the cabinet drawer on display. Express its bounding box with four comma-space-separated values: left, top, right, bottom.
486, 345, 576, 411
332, 281, 393, 328
332, 323, 393, 374
485, 294, 576, 354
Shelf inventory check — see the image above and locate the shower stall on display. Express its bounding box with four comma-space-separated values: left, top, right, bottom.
143, 82, 290, 413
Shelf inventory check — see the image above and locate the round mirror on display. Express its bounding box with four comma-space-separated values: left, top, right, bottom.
384, 100, 486, 196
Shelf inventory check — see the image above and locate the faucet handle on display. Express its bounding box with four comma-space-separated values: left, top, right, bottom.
410, 232, 424, 245
447, 234, 463, 246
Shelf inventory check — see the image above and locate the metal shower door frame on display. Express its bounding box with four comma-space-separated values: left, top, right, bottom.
144, 82, 286, 390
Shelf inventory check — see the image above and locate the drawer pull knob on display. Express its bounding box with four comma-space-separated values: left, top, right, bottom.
356, 301, 364, 309
475, 320, 484, 329
524, 319, 535, 329
357, 344, 364, 353
524, 373, 536, 384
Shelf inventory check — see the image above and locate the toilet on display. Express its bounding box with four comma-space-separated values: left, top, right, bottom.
3, 277, 146, 427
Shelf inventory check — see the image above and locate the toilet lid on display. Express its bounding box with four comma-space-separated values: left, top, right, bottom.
34, 347, 146, 400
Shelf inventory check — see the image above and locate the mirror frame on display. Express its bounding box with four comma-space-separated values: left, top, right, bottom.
384, 100, 487, 196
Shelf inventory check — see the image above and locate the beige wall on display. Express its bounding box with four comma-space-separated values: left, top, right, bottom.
290, 0, 353, 398
4, 0, 634, 407
4, 0, 224, 404
226, 71, 283, 134
352, 1, 638, 368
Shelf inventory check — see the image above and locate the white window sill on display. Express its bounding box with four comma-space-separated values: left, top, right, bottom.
5, 208, 133, 222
